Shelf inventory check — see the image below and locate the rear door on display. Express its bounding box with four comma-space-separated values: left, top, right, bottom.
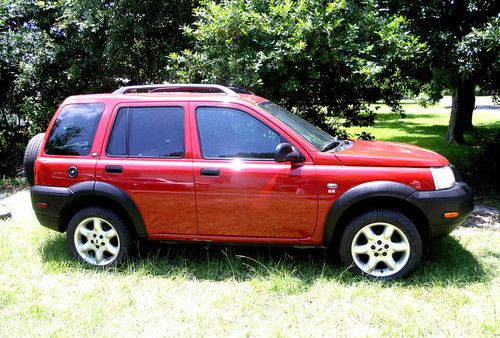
95, 102, 197, 235
191, 102, 318, 239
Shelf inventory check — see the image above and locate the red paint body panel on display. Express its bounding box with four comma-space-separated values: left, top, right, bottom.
188, 101, 317, 238
334, 140, 449, 167
35, 91, 447, 246
96, 158, 197, 235
193, 160, 318, 238
36, 156, 97, 187
95, 101, 197, 235
314, 165, 434, 242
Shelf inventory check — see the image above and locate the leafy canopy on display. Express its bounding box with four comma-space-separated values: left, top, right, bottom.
382, 0, 499, 100
168, 0, 427, 135
0, 0, 195, 175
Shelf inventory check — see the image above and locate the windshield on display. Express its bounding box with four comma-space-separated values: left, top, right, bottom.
258, 101, 336, 151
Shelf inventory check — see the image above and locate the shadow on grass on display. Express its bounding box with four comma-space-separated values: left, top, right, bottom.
39, 234, 490, 290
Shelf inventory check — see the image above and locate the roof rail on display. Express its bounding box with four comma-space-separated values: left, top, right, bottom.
228, 86, 255, 95
113, 84, 239, 96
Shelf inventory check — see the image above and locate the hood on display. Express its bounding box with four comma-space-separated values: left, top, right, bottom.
334, 140, 448, 167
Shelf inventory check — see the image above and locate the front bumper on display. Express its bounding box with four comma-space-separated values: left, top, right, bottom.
406, 182, 474, 239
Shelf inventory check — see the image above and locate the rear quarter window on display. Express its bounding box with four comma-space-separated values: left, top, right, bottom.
45, 103, 104, 156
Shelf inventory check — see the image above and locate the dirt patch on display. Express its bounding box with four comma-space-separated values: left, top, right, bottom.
461, 204, 499, 230
0, 190, 32, 220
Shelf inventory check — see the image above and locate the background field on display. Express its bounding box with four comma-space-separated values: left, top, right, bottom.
0, 101, 499, 337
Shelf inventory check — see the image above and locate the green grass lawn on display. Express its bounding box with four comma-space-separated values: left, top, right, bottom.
0, 99, 499, 336
346, 97, 500, 207
0, 192, 499, 337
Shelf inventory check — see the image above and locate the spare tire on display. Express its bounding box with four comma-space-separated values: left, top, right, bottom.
23, 133, 45, 186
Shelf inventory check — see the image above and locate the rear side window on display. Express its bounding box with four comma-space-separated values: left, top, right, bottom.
45, 103, 104, 156
107, 106, 184, 158
196, 107, 282, 160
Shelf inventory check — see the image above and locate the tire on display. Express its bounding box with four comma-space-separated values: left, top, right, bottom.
67, 207, 132, 268
23, 133, 45, 186
338, 209, 422, 280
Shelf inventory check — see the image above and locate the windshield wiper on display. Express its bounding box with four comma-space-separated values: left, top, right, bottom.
322, 137, 341, 152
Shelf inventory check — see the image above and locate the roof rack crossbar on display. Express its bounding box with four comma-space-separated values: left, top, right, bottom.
113, 84, 239, 96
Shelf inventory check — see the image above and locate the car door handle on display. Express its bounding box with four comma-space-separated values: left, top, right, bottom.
105, 165, 123, 173
200, 168, 220, 176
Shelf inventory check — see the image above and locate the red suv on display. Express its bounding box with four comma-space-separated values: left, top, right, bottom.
25, 84, 473, 279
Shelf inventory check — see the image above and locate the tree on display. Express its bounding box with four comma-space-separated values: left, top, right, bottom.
383, 1, 500, 143
167, 0, 427, 136
0, 0, 195, 176
0, 0, 56, 175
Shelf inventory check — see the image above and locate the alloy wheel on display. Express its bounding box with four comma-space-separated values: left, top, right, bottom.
73, 217, 120, 266
351, 222, 410, 277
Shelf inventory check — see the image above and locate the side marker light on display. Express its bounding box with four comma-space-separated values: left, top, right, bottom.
443, 212, 459, 219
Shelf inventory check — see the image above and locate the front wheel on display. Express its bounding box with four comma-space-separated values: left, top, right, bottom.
339, 210, 422, 279
67, 207, 132, 267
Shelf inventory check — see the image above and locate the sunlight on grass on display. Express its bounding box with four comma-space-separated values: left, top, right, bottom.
1, 193, 499, 336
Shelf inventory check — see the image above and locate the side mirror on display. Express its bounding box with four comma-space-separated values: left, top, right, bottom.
274, 143, 303, 163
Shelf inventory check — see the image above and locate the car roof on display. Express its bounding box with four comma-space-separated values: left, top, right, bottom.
61, 84, 269, 107
62, 92, 268, 106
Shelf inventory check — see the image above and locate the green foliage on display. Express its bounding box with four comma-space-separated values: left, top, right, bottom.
0, 0, 195, 176
167, 0, 427, 134
1, 0, 498, 174
383, 1, 500, 100
379, 2, 499, 144
0, 176, 27, 196
459, 15, 500, 100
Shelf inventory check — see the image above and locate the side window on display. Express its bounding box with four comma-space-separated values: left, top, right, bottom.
107, 108, 127, 156
45, 103, 104, 156
107, 106, 184, 158
196, 107, 282, 160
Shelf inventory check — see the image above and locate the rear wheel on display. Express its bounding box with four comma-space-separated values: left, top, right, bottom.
67, 207, 132, 267
23, 133, 45, 186
339, 210, 422, 279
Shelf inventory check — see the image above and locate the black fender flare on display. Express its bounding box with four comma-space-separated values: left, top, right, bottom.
93, 182, 147, 238
60, 181, 146, 238
322, 181, 417, 245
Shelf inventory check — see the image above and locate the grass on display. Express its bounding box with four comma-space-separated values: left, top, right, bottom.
0, 191, 499, 336
346, 97, 500, 207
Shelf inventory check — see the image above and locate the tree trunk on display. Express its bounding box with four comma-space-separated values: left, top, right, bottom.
462, 79, 476, 132
446, 77, 476, 144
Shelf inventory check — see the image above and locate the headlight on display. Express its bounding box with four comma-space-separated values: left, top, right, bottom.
430, 166, 456, 190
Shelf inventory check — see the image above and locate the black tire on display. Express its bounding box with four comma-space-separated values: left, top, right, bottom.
67, 207, 132, 268
338, 209, 422, 280
23, 133, 45, 186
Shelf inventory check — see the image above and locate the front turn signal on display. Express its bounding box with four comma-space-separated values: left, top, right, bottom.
443, 211, 459, 219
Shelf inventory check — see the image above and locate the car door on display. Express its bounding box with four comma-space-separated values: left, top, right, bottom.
191, 102, 318, 239
95, 102, 197, 235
